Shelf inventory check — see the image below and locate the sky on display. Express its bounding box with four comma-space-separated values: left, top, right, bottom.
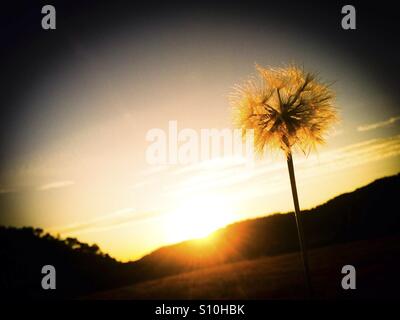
0, 1, 399, 261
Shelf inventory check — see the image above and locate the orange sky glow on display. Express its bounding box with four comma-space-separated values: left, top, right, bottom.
1, 18, 399, 261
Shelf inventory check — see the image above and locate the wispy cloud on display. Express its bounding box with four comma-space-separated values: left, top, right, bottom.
357, 116, 400, 132
163, 134, 400, 201
50, 208, 158, 236
37, 180, 75, 191
49, 134, 400, 237
0, 187, 17, 194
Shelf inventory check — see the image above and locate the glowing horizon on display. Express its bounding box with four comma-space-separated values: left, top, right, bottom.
4, 133, 400, 262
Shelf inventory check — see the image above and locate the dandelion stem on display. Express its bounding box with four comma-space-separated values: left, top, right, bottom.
287, 152, 313, 298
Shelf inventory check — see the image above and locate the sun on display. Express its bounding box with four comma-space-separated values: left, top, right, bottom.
163, 194, 235, 244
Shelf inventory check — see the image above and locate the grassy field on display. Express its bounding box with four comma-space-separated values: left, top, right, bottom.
87, 235, 400, 300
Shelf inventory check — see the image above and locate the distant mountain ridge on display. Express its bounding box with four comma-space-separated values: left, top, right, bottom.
131, 173, 400, 277
1, 173, 399, 299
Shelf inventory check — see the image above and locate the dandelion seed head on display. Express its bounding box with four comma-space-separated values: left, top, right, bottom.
230, 64, 339, 156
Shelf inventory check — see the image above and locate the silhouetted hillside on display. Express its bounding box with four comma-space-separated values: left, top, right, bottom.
131, 174, 400, 279
0, 228, 134, 299
1, 173, 399, 299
